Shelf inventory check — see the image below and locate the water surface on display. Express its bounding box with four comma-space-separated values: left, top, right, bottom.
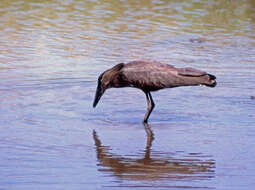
1, 0, 255, 189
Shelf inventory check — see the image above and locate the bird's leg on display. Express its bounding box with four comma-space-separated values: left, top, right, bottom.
143, 92, 155, 123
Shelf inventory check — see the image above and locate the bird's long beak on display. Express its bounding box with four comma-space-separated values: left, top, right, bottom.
93, 85, 104, 108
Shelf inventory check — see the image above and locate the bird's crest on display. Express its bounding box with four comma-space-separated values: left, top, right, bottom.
108, 63, 124, 76
102, 63, 124, 83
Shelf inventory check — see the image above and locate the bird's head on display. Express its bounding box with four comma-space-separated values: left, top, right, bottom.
93, 63, 124, 108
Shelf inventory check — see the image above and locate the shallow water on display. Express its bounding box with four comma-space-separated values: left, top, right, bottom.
1, 0, 255, 189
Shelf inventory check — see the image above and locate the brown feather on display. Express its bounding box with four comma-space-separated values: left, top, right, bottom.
118, 61, 216, 91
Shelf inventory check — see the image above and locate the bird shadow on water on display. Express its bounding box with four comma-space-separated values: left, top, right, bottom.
92, 123, 215, 189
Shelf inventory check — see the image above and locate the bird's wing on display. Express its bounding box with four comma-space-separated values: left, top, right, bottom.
120, 61, 216, 91
121, 63, 179, 91
177, 67, 207, 77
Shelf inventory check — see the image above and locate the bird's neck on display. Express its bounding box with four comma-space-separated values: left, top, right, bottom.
108, 74, 128, 88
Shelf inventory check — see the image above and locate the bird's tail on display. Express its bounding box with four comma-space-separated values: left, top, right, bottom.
203, 74, 217, 87
177, 68, 216, 88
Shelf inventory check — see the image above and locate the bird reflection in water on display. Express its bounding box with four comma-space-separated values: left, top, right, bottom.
93, 124, 215, 184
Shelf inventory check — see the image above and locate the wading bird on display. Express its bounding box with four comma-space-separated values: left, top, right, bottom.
93, 61, 216, 123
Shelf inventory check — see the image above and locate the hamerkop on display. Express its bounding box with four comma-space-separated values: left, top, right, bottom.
93, 61, 216, 123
